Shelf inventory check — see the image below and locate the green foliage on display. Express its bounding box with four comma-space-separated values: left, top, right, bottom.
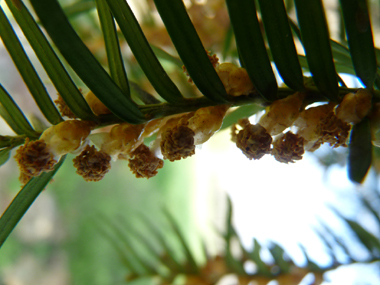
0, 85, 37, 137
294, 0, 339, 101
348, 117, 372, 183
106, 0, 184, 103
0, 156, 65, 247
4, 0, 93, 121
226, 0, 278, 101
0, 4, 63, 125
97, 197, 380, 284
0, 147, 12, 166
154, 0, 228, 103
258, 0, 304, 91
96, 0, 130, 95
31, 0, 145, 123
340, 0, 377, 88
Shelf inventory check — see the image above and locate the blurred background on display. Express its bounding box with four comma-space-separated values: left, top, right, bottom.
1, 0, 380, 284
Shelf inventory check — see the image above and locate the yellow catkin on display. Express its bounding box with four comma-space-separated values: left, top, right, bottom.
84, 91, 112, 116
187, 105, 229, 145
54, 95, 77, 119
140, 118, 167, 139
40, 120, 92, 156
98, 123, 145, 156
335, 89, 372, 124
235, 123, 272, 160
215, 63, 254, 96
259, 92, 305, 136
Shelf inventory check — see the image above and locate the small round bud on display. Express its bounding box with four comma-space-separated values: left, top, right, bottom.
236, 123, 272, 160
128, 144, 164, 178
73, 145, 111, 182
272, 132, 305, 163
149, 113, 194, 156
15, 138, 57, 184
160, 124, 195, 161
317, 111, 351, 148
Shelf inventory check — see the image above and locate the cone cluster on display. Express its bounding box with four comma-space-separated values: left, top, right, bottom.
15, 58, 376, 183
15, 98, 229, 182
233, 89, 374, 163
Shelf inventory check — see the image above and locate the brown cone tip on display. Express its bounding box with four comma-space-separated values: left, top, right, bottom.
54, 95, 77, 119
207, 51, 219, 68
317, 111, 351, 148
73, 145, 111, 182
231, 118, 251, 143
231, 124, 238, 143
272, 132, 305, 163
19, 172, 33, 185
128, 144, 164, 178
15, 138, 57, 183
183, 51, 219, 84
160, 124, 195, 161
236, 123, 272, 160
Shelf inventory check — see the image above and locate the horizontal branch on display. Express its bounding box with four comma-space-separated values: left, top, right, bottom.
97, 86, 364, 127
